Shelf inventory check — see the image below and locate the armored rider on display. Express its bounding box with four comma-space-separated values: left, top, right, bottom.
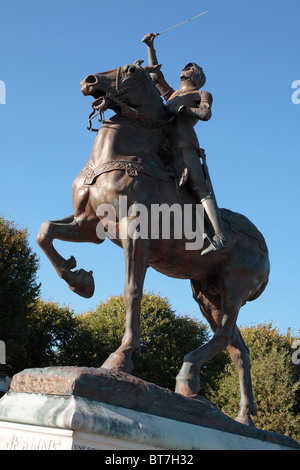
142, 32, 229, 256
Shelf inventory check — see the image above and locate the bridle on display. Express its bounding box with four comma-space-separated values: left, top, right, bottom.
87, 65, 168, 132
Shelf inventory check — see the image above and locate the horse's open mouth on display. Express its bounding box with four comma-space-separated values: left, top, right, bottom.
91, 90, 106, 108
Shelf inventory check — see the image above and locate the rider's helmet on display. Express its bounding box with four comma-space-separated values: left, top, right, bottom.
180, 63, 206, 89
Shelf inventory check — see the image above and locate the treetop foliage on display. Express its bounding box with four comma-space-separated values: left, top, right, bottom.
0, 216, 40, 375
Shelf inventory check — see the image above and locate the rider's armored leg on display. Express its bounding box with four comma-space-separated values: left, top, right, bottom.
182, 149, 229, 256
200, 194, 229, 256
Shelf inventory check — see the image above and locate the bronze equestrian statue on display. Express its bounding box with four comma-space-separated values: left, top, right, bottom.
37, 55, 270, 427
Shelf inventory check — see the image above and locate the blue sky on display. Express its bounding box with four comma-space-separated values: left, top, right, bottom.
1, 0, 299, 335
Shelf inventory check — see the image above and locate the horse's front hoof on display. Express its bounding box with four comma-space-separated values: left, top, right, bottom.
62, 268, 95, 298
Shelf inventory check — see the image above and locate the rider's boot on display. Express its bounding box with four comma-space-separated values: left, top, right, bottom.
200, 194, 229, 256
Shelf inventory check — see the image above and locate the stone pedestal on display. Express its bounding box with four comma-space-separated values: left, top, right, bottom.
0, 366, 298, 451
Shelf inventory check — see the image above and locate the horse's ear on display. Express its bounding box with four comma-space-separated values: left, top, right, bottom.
143, 64, 162, 73
134, 60, 144, 67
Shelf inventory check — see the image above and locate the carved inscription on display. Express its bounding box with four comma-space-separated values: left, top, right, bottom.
73, 444, 97, 450
8, 433, 63, 450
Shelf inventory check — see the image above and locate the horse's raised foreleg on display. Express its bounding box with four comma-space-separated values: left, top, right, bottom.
101, 232, 150, 373
37, 214, 103, 298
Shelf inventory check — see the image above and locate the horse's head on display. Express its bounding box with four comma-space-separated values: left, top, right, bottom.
80, 62, 162, 110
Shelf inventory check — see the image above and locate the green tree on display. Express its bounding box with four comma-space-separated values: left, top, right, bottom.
206, 323, 300, 442
0, 216, 40, 376
25, 299, 77, 368
64, 292, 226, 392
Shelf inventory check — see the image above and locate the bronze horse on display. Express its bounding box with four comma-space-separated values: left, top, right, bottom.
37, 62, 270, 426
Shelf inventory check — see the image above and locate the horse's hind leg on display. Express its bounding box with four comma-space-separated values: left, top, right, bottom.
227, 327, 257, 426
37, 214, 102, 298
175, 279, 232, 398
176, 279, 256, 426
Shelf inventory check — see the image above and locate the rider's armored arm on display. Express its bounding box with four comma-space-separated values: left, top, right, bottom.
147, 43, 158, 67
170, 91, 213, 121
155, 73, 176, 101
142, 33, 175, 101
179, 103, 212, 121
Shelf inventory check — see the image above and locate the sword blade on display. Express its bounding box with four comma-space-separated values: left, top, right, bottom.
157, 10, 208, 35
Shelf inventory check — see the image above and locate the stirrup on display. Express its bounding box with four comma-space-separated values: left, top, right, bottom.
201, 233, 229, 256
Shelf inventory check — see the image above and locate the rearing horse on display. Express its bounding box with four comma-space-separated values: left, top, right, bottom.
37, 62, 270, 426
